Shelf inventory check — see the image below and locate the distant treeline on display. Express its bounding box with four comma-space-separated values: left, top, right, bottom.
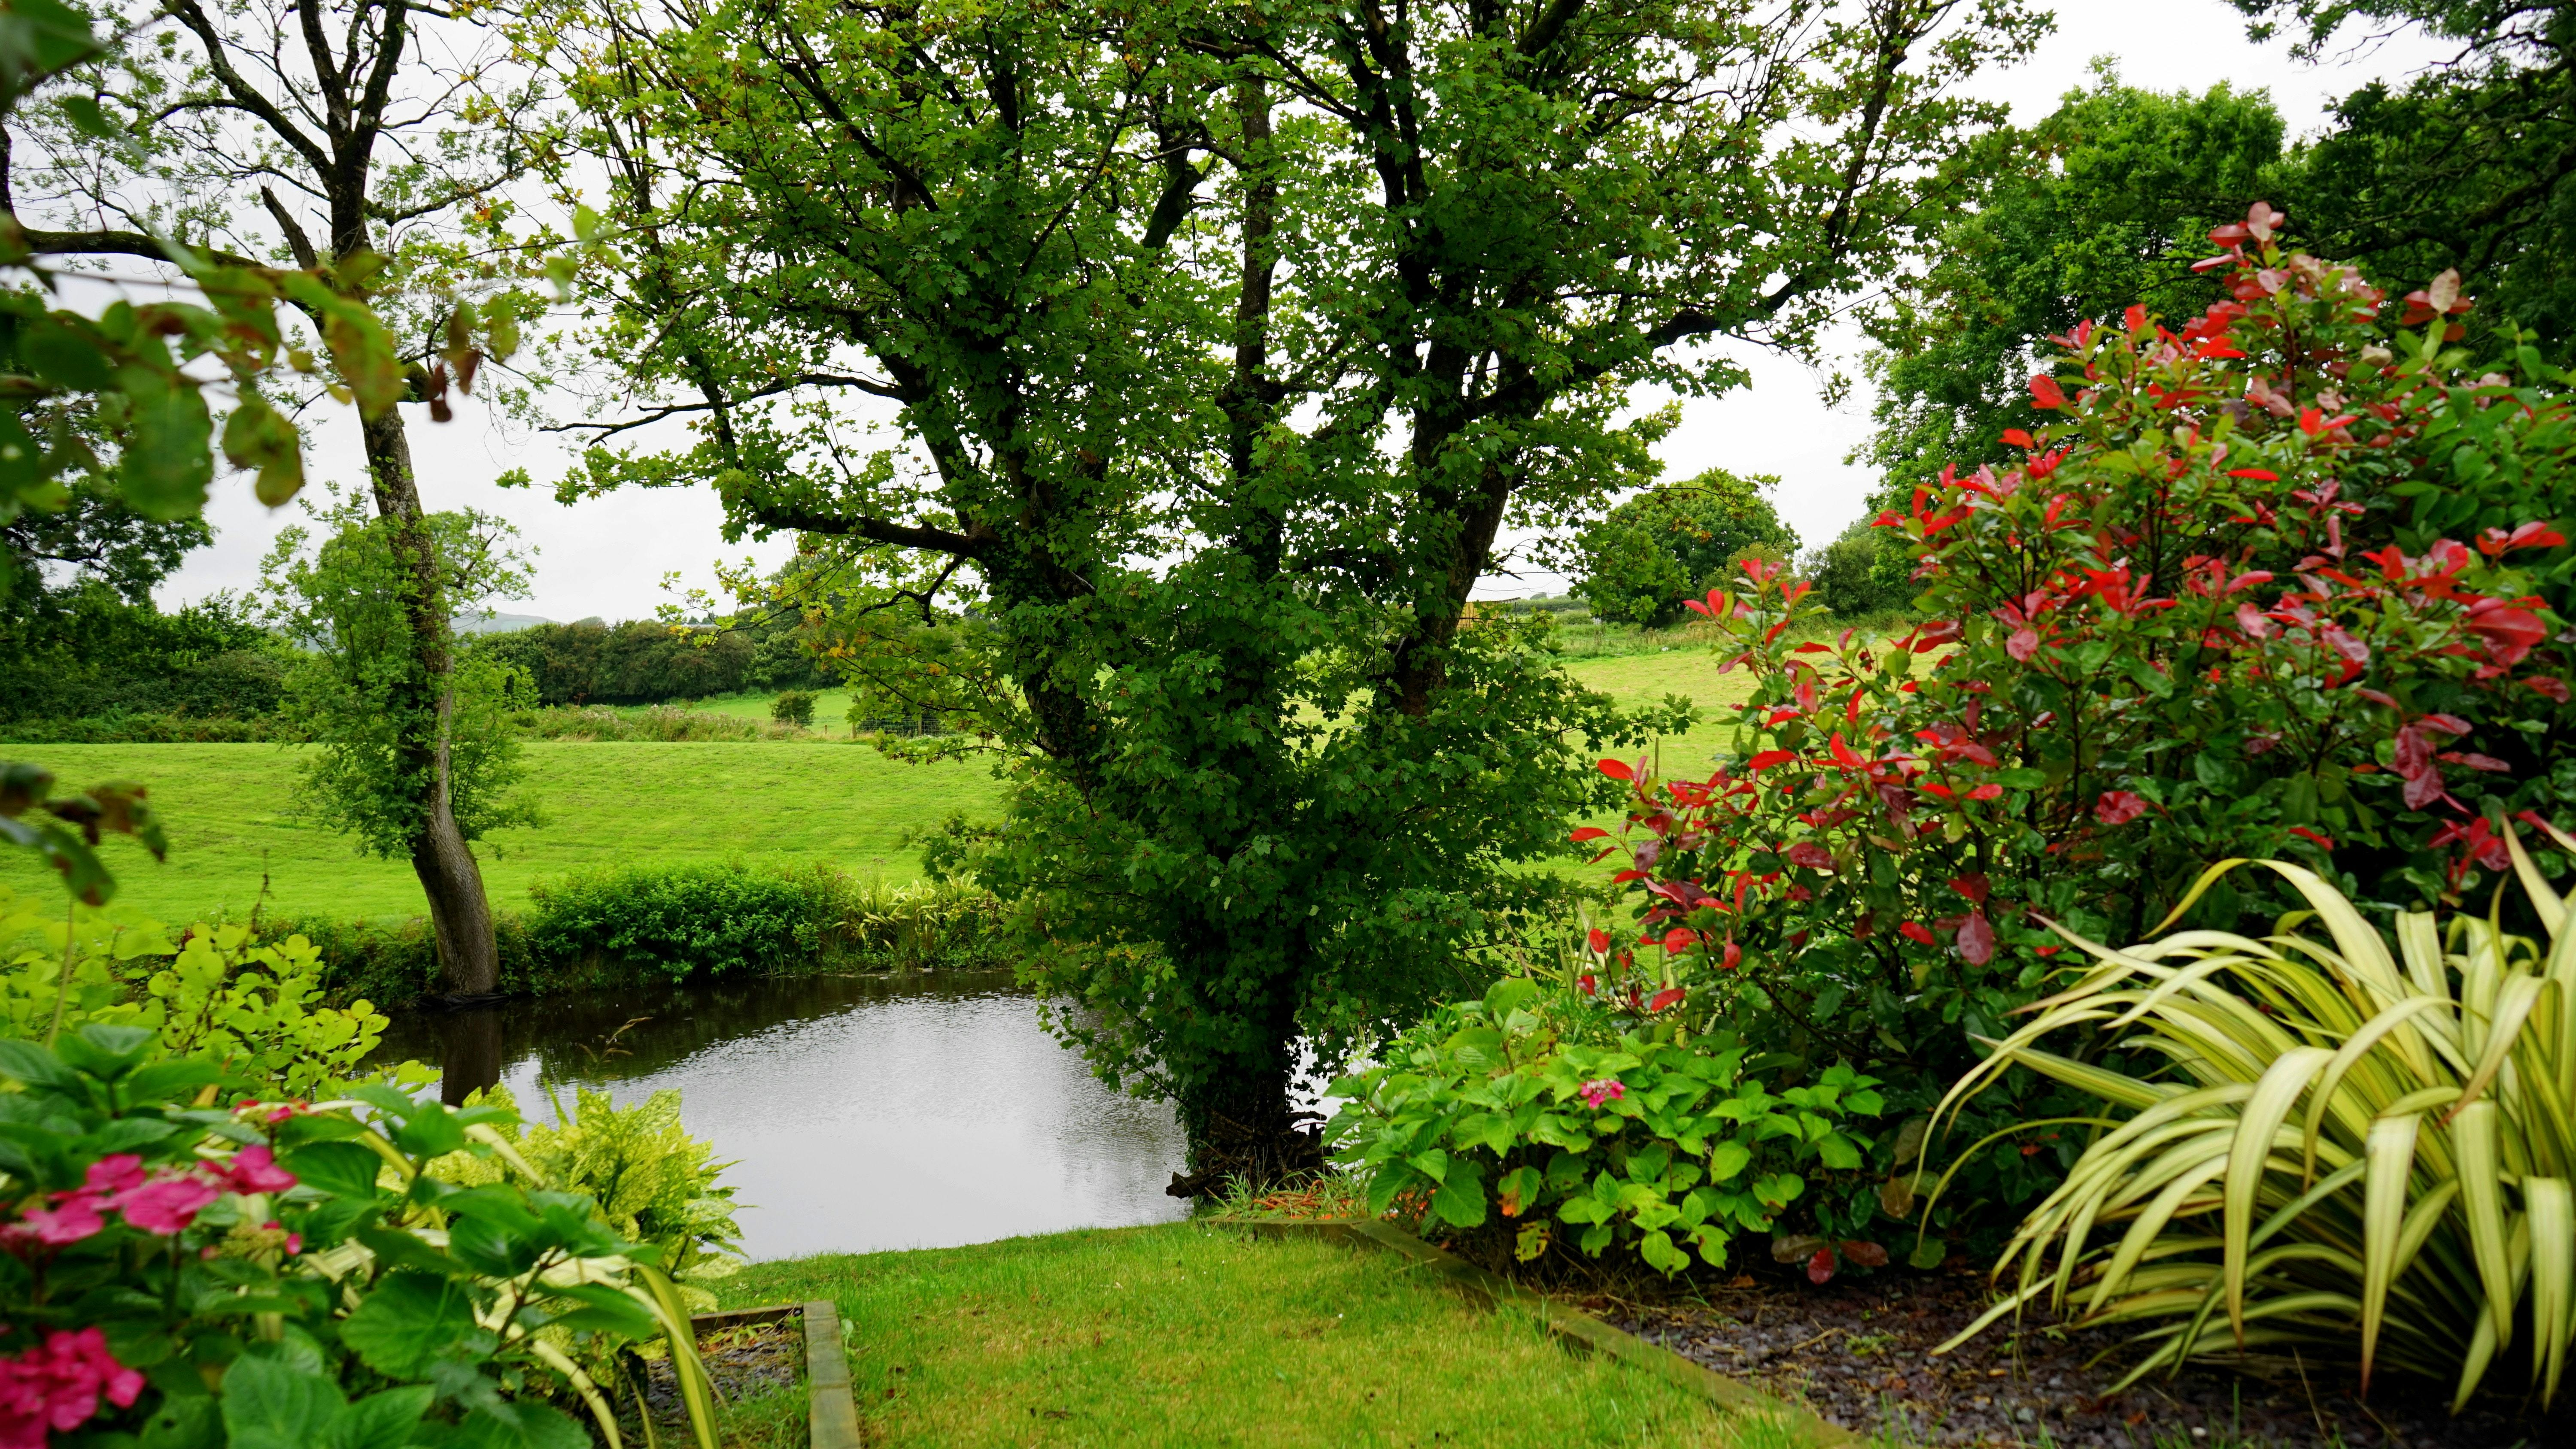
473, 617, 828, 706
0, 586, 287, 725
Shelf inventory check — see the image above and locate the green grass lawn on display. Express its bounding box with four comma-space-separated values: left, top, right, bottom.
710, 1222, 1797, 1449
0, 740, 1006, 923
1, 653, 1755, 926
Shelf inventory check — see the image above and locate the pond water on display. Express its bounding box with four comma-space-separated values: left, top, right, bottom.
372, 970, 1192, 1260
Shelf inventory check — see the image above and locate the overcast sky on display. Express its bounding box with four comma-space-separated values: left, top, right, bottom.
152, 0, 2456, 622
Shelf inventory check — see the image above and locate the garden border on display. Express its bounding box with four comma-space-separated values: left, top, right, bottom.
1232, 1218, 1857, 1448
687, 1301, 860, 1449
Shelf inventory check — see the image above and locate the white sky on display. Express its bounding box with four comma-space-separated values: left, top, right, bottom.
152, 0, 2454, 622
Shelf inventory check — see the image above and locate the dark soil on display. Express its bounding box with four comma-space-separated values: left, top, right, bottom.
637, 1318, 802, 1426
1580, 1267, 2569, 1449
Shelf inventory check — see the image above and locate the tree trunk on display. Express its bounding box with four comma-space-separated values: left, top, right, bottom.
1164, 985, 1319, 1197
361, 405, 501, 998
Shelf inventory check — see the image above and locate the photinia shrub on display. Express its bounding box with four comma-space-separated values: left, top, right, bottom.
1581, 206, 2574, 1240
1327, 976, 1885, 1277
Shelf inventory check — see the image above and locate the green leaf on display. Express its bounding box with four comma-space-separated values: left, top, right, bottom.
19, 316, 116, 391
0, 1039, 72, 1089
115, 364, 215, 518
325, 1386, 435, 1449
454, 1402, 592, 1449
337, 1271, 489, 1378
282, 1141, 386, 1200
1431, 1162, 1485, 1228
1907, 1237, 1948, 1270
1816, 1132, 1862, 1171
222, 1356, 346, 1449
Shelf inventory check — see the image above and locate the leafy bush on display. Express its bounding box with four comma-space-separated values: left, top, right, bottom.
527, 861, 849, 981
1571, 469, 1801, 628
0, 890, 401, 1098
1582, 215, 2574, 1239
0, 711, 299, 743
430, 1084, 743, 1294
1329, 976, 1886, 1278
769, 689, 816, 728
0, 1025, 720, 1448
1935, 840, 2576, 1410
476, 617, 758, 706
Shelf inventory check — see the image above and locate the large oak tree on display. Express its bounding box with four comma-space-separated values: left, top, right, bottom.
537, 0, 2038, 1177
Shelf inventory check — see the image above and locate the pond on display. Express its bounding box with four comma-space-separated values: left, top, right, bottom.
373, 970, 1193, 1260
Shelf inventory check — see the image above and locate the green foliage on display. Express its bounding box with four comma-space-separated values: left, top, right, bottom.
1860, 70, 2286, 500
0, 886, 407, 1095
768, 690, 816, 728
2240, 0, 2576, 355
1798, 518, 1913, 621
0, 470, 208, 611
527, 861, 851, 980
476, 619, 759, 707
1331, 976, 1884, 1278
538, 0, 2045, 1173
262, 496, 541, 858
0, 1024, 723, 1449
509, 705, 763, 742
430, 1083, 744, 1291
0, 584, 286, 726
1939, 849, 2576, 1409
1572, 471, 1802, 628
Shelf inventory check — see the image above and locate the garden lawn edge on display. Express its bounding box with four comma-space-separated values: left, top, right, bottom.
689, 1300, 860, 1449
1230, 1219, 1856, 1447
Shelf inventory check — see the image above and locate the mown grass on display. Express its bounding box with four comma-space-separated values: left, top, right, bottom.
1, 653, 1757, 925
712, 1222, 1802, 1449
0, 741, 1006, 922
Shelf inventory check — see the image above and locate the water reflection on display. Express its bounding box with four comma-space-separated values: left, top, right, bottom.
374, 970, 1191, 1259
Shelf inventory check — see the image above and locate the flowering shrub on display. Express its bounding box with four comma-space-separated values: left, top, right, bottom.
1327, 976, 1884, 1277
1580, 208, 2573, 1239
0, 1024, 721, 1448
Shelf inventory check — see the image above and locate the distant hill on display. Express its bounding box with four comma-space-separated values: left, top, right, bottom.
456, 611, 555, 637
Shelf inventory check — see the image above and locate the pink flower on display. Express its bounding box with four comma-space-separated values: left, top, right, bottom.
12, 1199, 104, 1247
0, 1327, 144, 1446
262, 1222, 303, 1257
80, 1158, 145, 1196
222, 1147, 296, 1196
1578, 1078, 1626, 1109
111, 1176, 219, 1237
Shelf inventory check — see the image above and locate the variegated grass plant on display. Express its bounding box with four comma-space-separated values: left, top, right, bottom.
1927, 828, 2576, 1412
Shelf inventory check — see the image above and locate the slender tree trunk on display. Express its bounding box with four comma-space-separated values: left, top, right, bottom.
361, 406, 501, 998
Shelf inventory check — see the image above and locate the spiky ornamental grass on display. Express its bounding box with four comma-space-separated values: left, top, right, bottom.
1927, 830, 2576, 1412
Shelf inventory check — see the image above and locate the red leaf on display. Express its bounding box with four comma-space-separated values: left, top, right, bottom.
1899, 921, 1937, 947
2123, 303, 2148, 334
1577, 973, 1597, 996
2028, 374, 2066, 410
1571, 827, 1610, 843
2006, 627, 2040, 662
2534, 676, 2572, 704
1807, 1248, 1837, 1285
2094, 791, 2149, 826
1586, 928, 1612, 954
2001, 428, 2035, 449
1661, 928, 1698, 953
1829, 732, 1864, 770
1746, 750, 1800, 772
1609, 869, 1648, 884
1784, 842, 1835, 871
2288, 826, 2336, 851
2227, 468, 2278, 482
1721, 940, 1742, 970
1966, 783, 2003, 801
1948, 875, 1990, 904
1956, 912, 1996, 966
1839, 1240, 1890, 1269
1597, 758, 1635, 782
1648, 988, 1685, 1013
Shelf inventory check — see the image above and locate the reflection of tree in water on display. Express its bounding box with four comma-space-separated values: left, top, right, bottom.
375, 970, 1026, 1089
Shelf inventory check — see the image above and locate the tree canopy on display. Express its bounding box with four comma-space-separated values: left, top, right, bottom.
1571, 469, 1800, 628
533, 0, 2041, 1174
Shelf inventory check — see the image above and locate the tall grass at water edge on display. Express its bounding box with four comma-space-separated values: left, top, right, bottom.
274, 865, 1010, 1007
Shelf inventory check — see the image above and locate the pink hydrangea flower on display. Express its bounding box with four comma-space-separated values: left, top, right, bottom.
1578, 1078, 1625, 1108
0, 1327, 144, 1447
80, 1158, 145, 1196
12, 1200, 104, 1248
111, 1176, 220, 1237
222, 1146, 297, 1196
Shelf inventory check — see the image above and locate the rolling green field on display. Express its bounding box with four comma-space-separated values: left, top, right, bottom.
3, 654, 1754, 926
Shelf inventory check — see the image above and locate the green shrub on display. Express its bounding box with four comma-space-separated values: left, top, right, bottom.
1936, 842, 2576, 1409
1330, 975, 1886, 1278
0, 711, 301, 743
769, 689, 817, 728
430, 1083, 743, 1297
528, 862, 841, 979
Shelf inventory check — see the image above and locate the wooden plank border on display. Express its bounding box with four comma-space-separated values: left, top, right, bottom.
685, 1300, 862, 1449
1233, 1219, 1857, 1448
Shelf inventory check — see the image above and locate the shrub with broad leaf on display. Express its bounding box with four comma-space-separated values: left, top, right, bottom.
1327, 976, 1885, 1277
1930, 824, 2576, 1410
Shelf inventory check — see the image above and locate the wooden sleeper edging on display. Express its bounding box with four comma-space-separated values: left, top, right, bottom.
685, 1300, 861, 1449
1233, 1218, 1858, 1448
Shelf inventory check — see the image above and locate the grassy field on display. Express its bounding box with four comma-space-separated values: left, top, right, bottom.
708, 1222, 1797, 1449
2, 653, 1755, 926
0, 740, 1006, 923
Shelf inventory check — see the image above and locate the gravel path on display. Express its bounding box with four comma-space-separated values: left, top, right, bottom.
1578, 1268, 2567, 1448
